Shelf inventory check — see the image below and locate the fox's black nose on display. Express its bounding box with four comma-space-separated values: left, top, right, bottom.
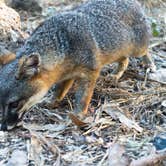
7, 111, 19, 125
1, 121, 7, 131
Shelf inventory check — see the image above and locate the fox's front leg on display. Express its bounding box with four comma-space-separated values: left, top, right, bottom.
74, 70, 100, 115
43, 79, 74, 108
55, 79, 75, 101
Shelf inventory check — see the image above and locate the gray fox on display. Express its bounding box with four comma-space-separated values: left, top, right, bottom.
0, 0, 156, 130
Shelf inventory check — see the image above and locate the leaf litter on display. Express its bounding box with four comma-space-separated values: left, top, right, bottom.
0, 0, 166, 165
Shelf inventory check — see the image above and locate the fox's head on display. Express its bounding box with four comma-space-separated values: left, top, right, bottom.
0, 53, 49, 131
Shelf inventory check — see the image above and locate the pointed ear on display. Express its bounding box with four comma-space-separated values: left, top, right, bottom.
16, 53, 41, 80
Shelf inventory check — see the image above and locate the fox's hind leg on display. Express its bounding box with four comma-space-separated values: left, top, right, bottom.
74, 69, 100, 115
111, 57, 129, 84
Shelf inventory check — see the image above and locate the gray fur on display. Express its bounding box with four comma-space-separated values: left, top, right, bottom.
17, 0, 150, 69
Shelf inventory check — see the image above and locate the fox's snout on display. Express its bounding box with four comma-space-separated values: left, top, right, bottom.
1, 109, 19, 131
1, 122, 7, 131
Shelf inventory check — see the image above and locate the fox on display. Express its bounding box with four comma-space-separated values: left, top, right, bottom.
0, 0, 156, 131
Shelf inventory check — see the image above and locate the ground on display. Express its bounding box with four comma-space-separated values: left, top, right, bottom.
0, 0, 166, 165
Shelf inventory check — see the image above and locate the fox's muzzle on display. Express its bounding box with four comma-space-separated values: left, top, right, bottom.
1, 110, 20, 131
1, 121, 7, 131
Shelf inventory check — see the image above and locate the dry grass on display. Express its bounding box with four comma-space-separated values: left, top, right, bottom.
0, 0, 166, 165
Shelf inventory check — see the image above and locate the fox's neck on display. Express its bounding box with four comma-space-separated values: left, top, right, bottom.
36, 58, 74, 89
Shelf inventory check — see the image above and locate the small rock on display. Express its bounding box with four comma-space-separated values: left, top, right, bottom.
0, 1, 22, 42
9, 0, 42, 13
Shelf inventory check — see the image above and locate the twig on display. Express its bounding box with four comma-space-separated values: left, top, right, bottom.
142, 68, 150, 88
130, 151, 166, 166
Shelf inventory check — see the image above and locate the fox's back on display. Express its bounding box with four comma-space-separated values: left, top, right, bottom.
18, 0, 150, 66
75, 0, 150, 54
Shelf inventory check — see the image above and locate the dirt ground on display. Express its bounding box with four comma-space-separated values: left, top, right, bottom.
0, 0, 166, 166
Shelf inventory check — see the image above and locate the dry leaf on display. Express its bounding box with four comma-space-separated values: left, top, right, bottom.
161, 100, 166, 107
0, 131, 5, 141
130, 151, 166, 166
103, 105, 143, 132
149, 68, 166, 84
30, 131, 61, 166
5, 150, 27, 166
30, 135, 43, 166
85, 136, 104, 145
68, 113, 88, 127
24, 123, 66, 132
108, 143, 130, 166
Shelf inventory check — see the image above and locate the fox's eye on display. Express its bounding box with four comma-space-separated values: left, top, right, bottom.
9, 101, 19, 109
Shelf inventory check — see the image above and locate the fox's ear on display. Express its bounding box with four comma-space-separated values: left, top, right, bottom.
16, 53, 41, 80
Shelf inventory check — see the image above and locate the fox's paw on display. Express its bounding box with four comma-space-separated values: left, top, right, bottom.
110, 74, 119, 86
68, 112, 88, 128
39, 99, 60, 109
